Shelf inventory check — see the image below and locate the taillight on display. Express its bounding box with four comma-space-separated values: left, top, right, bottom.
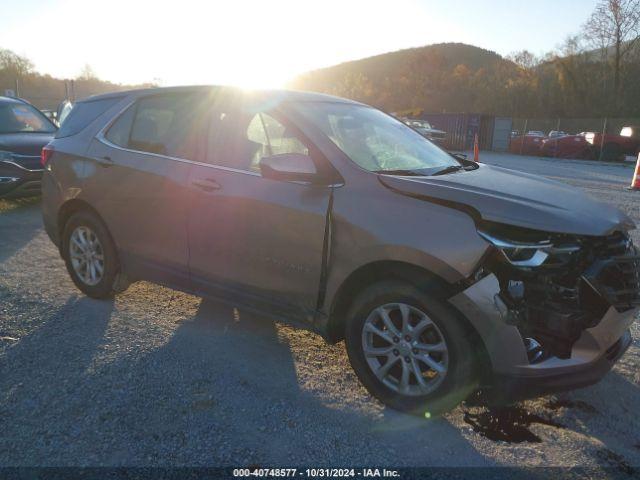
41, 145, 54, 167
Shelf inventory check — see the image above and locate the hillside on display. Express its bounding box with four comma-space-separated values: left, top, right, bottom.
289, 41, 640, 118
289, 43, 520, 114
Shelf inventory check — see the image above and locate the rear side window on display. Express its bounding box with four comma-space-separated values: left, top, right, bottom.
105, 93, 206, 160
105, 106, 135, 147
55, 97, 122, 138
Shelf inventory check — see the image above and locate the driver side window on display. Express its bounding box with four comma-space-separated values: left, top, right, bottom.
206, 107, 309, 173
246, 113, 309, 173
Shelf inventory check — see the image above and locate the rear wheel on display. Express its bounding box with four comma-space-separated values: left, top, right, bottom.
344, 281, 478, 415
62, 211, 129, 298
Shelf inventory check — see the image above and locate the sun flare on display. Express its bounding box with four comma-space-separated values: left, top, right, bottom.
0, 0, 457, 89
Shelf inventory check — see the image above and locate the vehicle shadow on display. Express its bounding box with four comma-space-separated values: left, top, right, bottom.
0, 197, 43, 265
0, 295, 493, 467
0, 295, 114, 463
99, 298, 495, 466
544, 357, 640, 470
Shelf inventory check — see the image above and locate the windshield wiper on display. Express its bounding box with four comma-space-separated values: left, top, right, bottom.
374, 169, 426, 176
431, 165, 465, 176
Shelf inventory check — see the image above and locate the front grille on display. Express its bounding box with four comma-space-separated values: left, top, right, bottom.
8, 155, 42, 171
20, 181, 42, 191
602, 231, 632, 256
429, 132, 447, 140
583, 232, 640, 312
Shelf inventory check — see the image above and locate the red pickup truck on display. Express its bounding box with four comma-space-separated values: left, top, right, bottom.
583, 126, 640, 161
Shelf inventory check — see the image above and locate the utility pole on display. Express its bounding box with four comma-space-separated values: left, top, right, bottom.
598, 117, 608, 162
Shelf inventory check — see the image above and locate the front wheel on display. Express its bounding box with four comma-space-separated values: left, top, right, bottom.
344, 281, 478, 415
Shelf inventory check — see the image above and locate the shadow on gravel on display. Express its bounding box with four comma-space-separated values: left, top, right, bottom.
102, 299, 491, 466
0, 295, 113, 462
0, 296, 492, 466
0, 198, 43, 265
460, 365, 640, 472
562, 370, 640, 473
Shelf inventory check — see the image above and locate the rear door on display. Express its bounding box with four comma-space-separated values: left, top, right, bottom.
187, 98, 332, 318
85, 92, 208, 287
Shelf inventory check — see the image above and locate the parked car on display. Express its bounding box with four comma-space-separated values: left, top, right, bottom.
620, 125, 640, 140
583, 129, 640, 161
508, 134, 545, 155
56, 100, 73, 126
42, 86, 638, 414
403, 119, 447, 144
41, 109, 58, 124
540, 134, 594, 159
0, 95, 57, 198
527, 130, 545, 137
547, 130, 567, 138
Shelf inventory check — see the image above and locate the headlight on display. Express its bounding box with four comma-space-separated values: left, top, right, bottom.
478, 230, 580, 268
0, 150, 14, 162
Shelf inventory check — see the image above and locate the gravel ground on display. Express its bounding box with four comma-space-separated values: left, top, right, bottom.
0, 153, 639, 472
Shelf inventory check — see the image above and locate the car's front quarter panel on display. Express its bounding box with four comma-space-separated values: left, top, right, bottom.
323, 174, 490, 315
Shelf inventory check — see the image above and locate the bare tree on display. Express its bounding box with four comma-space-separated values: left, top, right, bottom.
507, 50, 540, 70
583, 0, 640, 110
0, 48, 34, 76
78, 64, 98, 80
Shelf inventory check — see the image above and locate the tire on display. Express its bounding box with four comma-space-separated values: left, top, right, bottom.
344, 280, 478, 416
61, 211, 129, 299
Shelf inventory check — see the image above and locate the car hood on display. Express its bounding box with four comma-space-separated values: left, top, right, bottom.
0, 133, 54, 156
378, 164, 634, 236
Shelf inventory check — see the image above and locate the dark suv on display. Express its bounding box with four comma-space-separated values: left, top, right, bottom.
0, 96, 57, 198
42, 86, 639, 414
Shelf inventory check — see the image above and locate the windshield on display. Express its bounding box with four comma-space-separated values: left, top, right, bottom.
0, 102, 56, 134
293, 102, 458, 174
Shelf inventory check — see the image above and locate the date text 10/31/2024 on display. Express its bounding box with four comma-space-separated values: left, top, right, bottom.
233, 468, 400, 478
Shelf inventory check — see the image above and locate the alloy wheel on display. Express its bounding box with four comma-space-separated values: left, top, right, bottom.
361, 302, 449, 396
69, 226, 105, 286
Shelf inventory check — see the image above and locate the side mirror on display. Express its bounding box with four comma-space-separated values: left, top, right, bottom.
259, 153, 317, 183
452, 152, 467, 161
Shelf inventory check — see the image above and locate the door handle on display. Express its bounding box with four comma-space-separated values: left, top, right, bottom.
95, 156, 114, 167
192, 178, 221, 192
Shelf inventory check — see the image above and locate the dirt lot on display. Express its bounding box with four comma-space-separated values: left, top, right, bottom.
0, 152, 639, 472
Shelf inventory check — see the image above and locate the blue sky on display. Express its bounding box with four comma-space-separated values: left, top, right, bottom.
0, 0, 600, 87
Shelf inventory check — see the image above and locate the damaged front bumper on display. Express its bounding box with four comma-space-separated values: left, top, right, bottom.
449, 273, 637, 401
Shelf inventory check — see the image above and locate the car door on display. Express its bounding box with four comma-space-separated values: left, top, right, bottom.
187, 99, 332, 319
84, 92, 208, 288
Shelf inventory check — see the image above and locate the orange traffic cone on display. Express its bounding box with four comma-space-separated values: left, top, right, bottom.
473, 133, 480, 162
629, 153, 640, 191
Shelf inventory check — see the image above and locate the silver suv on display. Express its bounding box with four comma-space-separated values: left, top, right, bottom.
42, 86, 639, 414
